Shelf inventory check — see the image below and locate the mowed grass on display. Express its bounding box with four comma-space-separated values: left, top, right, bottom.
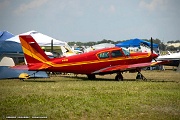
0, 70, 180, 120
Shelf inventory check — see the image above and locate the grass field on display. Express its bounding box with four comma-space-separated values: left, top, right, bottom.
0, 70, 180, 120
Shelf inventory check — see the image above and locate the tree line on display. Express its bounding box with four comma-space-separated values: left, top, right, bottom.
167, 40, 180, 43
68, 38, 180, 51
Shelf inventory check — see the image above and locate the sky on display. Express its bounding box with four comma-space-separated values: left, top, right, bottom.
0, 0, 180, 43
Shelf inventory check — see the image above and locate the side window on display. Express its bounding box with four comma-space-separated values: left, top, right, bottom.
122, 48, 130, 56
98, 52, 110, 59
111, 50, 123, 58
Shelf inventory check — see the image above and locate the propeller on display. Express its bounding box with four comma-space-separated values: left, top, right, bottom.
150, 37, 153, 55
150, 37, 158, 61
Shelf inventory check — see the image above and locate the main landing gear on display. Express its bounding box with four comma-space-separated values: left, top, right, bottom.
115, 72, 123, 81
87, 74, 96, 80
87, 71, 147, 81
115, 71, 147, 81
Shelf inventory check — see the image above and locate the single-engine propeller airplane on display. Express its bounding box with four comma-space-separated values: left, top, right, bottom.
18, 35, 167, 81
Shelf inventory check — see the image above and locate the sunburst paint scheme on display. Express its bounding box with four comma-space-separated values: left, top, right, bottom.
19, 35, 164, 80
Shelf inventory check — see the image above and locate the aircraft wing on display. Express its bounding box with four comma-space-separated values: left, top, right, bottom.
92, 61, 169, 74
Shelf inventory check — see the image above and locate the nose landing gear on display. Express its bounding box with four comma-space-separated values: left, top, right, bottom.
136, 71, 147, 81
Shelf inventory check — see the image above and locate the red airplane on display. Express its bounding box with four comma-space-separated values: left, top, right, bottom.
18, 35, 165, 81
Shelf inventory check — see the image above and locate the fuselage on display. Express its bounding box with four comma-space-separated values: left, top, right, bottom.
45, 47, 157, 74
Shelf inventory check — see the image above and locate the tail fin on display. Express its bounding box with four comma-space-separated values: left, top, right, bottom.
19, 35, 50, 70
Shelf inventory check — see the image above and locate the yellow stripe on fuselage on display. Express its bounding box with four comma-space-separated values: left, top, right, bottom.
50, 53, 151, 67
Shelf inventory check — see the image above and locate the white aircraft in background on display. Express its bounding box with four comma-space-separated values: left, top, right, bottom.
156, 52, 180, 70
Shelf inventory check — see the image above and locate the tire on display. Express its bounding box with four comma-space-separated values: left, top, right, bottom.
87, 74, 96, 80
115, 74, 123, 81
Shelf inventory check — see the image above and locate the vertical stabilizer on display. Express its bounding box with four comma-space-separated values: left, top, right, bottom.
19, 35, 50, 66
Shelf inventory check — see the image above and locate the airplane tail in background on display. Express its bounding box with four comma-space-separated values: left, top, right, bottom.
19, 35, 51, 70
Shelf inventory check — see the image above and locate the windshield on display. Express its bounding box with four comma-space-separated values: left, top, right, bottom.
122, 48, 130, 56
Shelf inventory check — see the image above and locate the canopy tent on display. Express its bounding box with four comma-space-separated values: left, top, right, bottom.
6, 31, 66, 46
6, 30, 76, 56
85, 43, 115, 52
0, 41, 23, 54
0, 41, 24, 65
0, 31, 14, 41
92, 43, 115, 49
115, 38, 158, 48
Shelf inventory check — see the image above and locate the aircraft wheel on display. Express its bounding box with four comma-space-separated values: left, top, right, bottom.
136, 72, 142, 79
87, 74, 96, 80
115, 74, 123, 81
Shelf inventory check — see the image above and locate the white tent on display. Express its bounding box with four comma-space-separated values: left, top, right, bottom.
92, 43, 115, 49
6, 30, 66, 46
6, 31, 76, 56
85, 43, 115, 52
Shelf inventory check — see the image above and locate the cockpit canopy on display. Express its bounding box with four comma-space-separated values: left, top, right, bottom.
97, 48, 130, 59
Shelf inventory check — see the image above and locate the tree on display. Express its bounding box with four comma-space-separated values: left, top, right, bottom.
68, 38, 180, 51
166, 46, 177, 51
146, 38, 166, 51
175, 40, 180, 43
167, 40, 180, 43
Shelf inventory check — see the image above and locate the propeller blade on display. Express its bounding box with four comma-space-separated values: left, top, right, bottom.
150, 37, 153, 55
150, 37, 157, 61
